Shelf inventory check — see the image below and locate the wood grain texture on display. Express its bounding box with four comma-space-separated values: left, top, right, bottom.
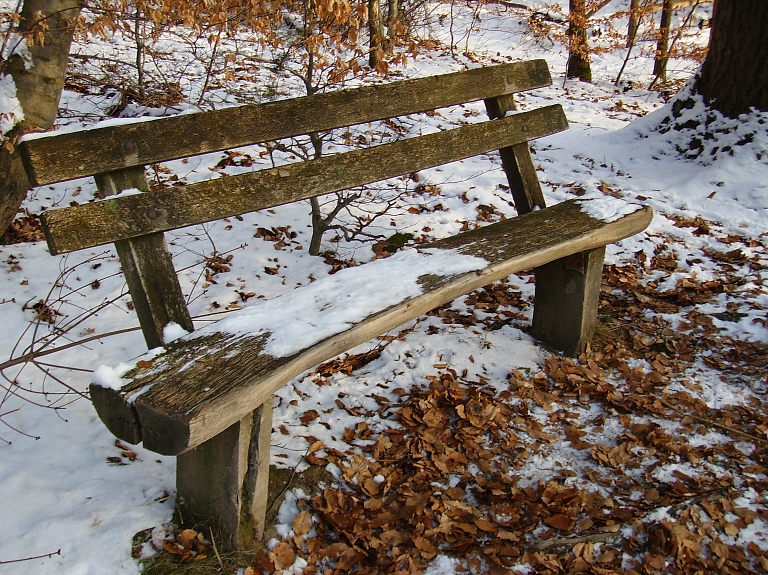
484, 95, 548, 214
92, 167, 194, 349
41, 105, 568, 254
114, 233, 194, 349
240, 401, 273, 545
531, 247, 606, 356
91, 200, 653, 455
21, 60, 552, 186
176, 418, 250, 549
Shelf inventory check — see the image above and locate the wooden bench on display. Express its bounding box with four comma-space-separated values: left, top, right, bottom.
19, 60, 652, 550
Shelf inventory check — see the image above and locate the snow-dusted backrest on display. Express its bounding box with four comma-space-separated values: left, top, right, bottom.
18, 60, 568, 352
22, 60, 562, 256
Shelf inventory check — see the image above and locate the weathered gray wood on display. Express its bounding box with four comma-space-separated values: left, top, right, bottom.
90, 200, 653, 455
20, 60, 552, 186
176, 417, 248, 549
91, 168, 194, 349
175, 398, 273, 550
240, 400, 273, 544
41, 105, 569, 254
114, 234, 195, 349
531, 247, 606, 356
93, 167, 148, 199
484, 94, 548, 214
89, 382, 143, 444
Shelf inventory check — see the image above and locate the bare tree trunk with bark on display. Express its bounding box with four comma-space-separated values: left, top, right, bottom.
368, 0, 384, 67
0, 0, 81, 236
566, 0, 592, 83
695, 0, 768, 117
653, 0, 673, 83
627, 0, 640, 47
385, 0, 399, 54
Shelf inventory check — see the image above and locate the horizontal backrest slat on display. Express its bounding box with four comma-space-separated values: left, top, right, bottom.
41, 104, 568, 254
20, 60, 551, 186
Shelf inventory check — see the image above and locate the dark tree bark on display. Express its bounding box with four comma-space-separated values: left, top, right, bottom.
566, 0, 592, 83
368, 0, 384, 67
695, 0, 768, 117
653, 0, 673, 82
0, 0, 82, 236
627, 0, 640, 48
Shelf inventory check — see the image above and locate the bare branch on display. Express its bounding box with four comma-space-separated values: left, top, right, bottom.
0, 549, 61, 565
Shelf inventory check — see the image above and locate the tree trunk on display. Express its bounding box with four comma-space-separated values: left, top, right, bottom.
308, 197, 326, 256
0, 0, 81, 236
566, 0, 592, 83
653, 0, 673, 83
385, 0, 399, 54
695, 0, 768, 117
627, 0, 640, 48
307, 131, 325, 256
368, 0, 383, 67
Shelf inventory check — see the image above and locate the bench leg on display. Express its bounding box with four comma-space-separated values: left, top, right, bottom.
241, 399, 273, 544
531, 247, 605, 357
176, 398, 273, 550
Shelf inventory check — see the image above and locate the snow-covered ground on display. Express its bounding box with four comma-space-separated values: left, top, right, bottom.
3, 1, 767, 574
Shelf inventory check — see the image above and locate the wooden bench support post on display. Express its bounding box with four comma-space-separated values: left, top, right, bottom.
94, 167, 194, 349
485, 94, 548, 214
486, 94, 603, 356
240, 399, 273, 546
531, 247, 606, 356
176, 398, 273, 550
113, 234, 194, 349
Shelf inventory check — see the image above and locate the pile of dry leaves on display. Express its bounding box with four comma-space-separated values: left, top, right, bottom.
251, 355, 766, 574
246, 224, 767, 575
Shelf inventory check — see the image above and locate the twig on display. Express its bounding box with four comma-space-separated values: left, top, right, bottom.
530, 532, 620, 553
586, 0, 614, 19
197, 33, 221, 106
0, 327, 139, 372
0, 549, 60, 565
659, 398, 768, 445
267, 446, 310, 515
0, 406, 21, 418
32, 360, 93, 373
208, 529, 224, 571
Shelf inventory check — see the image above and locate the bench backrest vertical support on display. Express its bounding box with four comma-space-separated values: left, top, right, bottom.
484, 93, 604, 355
94, 167, 194, 349
484, 94, 547, 214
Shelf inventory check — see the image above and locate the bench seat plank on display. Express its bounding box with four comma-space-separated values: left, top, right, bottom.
90, 198, 652, 456
41, 104, 568, 254
21, 60, 552, 186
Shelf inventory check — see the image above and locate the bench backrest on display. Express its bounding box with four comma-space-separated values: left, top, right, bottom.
19, 60, 567, 348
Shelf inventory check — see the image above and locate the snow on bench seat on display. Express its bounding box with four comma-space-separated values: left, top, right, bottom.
91, 198, 652, 456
